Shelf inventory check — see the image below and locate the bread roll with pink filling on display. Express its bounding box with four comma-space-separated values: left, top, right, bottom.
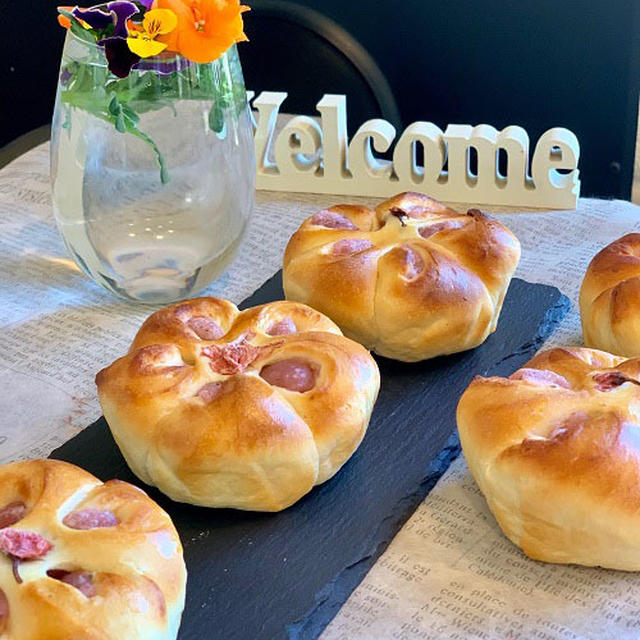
96, 299, 380, 511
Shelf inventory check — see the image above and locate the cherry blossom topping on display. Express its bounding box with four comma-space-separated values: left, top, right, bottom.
188, 316, 225, 340
331, 238, 373, 256
310, 210, 358, 229
202, 334, 275, 376
197, 382, 224, 403
63, 509, 119, 530
260, 359, 317, 392
0, 529, 53, 559
593, 371, 640, 392
48, 570, 96, 598
267, 317, 297, 336
418, 220, 465, 239
509, 368, 570, 388
0, 503, 26, 529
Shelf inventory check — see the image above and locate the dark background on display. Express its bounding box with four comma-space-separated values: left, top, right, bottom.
3, 0, 640, 198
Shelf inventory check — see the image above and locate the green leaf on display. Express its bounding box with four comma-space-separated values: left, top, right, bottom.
58, 10, 97, 45
128, 127, 170, 184
107, 96, 126, 132
121, 103, 140, 125
208, 102, 225, 134
108, 96, 119, 115
106, 94, 169, 184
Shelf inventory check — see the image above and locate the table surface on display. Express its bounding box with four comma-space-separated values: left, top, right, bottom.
2, 142, 640, 640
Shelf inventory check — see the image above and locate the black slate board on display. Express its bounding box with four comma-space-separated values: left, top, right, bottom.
50, 273, 568, 640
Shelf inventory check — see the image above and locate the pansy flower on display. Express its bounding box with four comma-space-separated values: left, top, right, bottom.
101, 38, 141, 77
71, 4, 113, 29
58, 1, 141, 77
57, 0, 247, 78
152, 0, 249, 64
127, 9, 177, 57
95, 1, 142, 77
107, 0, 140, 36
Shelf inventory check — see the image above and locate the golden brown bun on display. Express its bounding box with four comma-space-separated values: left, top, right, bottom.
283, 192, 521, 361
96, 299, 380, 511
0, 459, 186, 639
457, 346, 640, 569
580, 233, 640, 357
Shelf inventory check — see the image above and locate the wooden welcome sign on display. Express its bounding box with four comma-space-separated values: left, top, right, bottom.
248, 92, 581, 209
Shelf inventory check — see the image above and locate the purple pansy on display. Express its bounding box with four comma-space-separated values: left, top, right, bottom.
107, 0, 138, 37
71, 0, 138, 33
89, 1, 140, 78
72, 5, 112, 29
66, 1, 162, 78
99, 37, 141, 77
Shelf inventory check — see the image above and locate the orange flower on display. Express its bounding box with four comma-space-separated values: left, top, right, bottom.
153, 0, 249, 64
57, 5, 74, 28
57, 6, 90, 29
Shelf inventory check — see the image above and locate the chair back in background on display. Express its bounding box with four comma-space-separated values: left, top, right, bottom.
242, 0, 402, 133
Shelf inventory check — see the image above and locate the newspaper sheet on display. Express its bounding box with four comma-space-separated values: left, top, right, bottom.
2, 142, 640, 639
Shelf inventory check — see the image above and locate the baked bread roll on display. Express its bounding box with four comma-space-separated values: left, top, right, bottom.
0, 459, 186, 639
96, 298, 380, 511
580, 233, 640, 357
457, 346, 640, 570
283, 192, 521, 361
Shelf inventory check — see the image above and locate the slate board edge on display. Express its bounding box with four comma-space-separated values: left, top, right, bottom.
286, 291, 571, 639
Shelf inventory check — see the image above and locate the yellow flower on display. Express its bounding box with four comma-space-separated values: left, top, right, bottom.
127, 9, 178, 58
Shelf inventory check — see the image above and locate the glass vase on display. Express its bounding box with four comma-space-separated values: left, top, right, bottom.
51, 31, 255, 303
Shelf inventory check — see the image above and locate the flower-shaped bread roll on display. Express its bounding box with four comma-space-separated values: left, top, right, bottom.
0, 459, 186, 639
96, 299, 380, 511
283, 192, 521, 361
458, 346, 640, 570
580, 233, 640, 357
